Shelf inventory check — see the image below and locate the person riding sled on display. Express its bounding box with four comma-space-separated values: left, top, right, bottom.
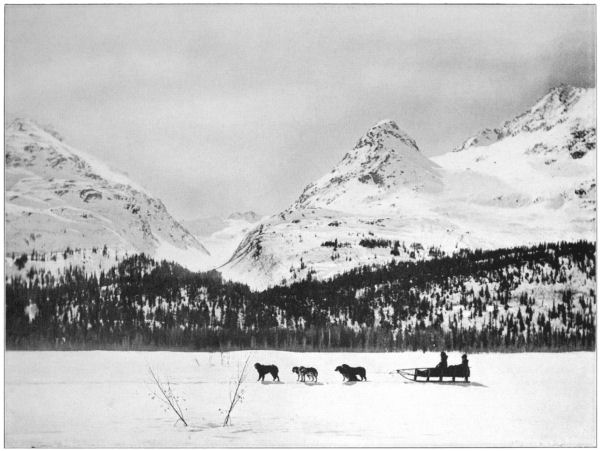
415, 351, 448, 381
435, 351, 448, 372
446, 354, 470, 382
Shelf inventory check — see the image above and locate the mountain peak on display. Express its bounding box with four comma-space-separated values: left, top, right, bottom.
292, 119, 441, 210
371, 119, 400, 132
453, 85, 594, 152
6, 118, 153, 195
227, 211, 261, 222
8, 117, 40, 133
546, 83, 579, 96
354, 119, 419, 153
8, 118, 65, 142
529, 84, 584, 115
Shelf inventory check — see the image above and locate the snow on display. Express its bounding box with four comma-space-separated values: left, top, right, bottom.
154, 236, 214, 272
5, 350, 595, 447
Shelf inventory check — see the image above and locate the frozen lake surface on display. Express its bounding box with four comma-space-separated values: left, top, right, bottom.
5, 350, 596, 447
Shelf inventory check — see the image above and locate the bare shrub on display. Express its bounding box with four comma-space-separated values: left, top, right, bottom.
222, 355, 250, 427
148, 367, 188, 427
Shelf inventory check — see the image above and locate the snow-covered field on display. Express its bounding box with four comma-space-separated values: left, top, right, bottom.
5, 350, 596, 447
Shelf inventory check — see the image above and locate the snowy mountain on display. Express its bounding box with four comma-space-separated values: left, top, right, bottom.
182, 211, 263, 268
452, 84, 594, 154
227, 211, 261, 222
221, 85, 596, 290
5, 118, 211, 270
292, 119, 442, 211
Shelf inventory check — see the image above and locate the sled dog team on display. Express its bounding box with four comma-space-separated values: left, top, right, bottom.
254, 362, 365, 382
254, 352, 468, 383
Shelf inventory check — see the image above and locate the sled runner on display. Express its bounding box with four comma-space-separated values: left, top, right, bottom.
396, 368, 470, 384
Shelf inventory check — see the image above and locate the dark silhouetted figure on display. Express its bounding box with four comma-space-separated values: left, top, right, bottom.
254, 363, 279, 381
447, 354, 470, 382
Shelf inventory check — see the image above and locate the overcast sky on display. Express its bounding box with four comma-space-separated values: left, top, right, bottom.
5, 5, 596, 219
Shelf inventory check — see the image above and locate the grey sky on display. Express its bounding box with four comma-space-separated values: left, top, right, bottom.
5, 5, 595, 219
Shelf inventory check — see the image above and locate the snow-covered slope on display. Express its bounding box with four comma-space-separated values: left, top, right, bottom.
222, 85, 596, 289
182, 211, 263, 267
5, 118, 211, 270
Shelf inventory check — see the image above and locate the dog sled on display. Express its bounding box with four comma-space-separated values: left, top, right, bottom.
396, 351, 471, 384
396, 368, 470, 383
396, 353, 471, 383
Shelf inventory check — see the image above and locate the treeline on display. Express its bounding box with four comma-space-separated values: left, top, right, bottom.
5, 241, 596, 352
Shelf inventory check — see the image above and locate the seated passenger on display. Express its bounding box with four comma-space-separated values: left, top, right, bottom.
415, 351, 448, 380
447, 354, 470, 381
435, 351, 448, 371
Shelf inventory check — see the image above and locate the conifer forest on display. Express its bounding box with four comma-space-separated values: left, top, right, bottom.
6, 241, 595, 352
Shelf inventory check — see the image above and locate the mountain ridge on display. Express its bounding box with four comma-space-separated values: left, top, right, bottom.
6, 85, 595, 288
453, 84, 593, 153
5, 118, 211, 270
222, 84, 596, 289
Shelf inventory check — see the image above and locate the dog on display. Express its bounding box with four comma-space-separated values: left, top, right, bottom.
335, 364, 366, 382
301, 366, 318, 382
292, 366, 319, 382
254, 363, 279, 381
292, 366, 304, 381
